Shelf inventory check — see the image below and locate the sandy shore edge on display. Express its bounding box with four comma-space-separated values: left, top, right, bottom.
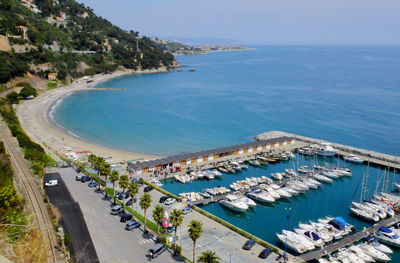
16, 69, 166, 163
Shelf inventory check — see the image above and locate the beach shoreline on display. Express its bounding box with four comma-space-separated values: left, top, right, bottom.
16, 69, 166, 163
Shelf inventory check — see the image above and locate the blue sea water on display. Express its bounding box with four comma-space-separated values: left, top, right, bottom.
54, 46, 400, 260
54, 46, 400, 156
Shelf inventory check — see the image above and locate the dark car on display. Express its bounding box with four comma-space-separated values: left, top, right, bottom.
144, 186, 153, 192
125, 220, 141, 230
166, 226, 174, 233
120, 214, 133, 223
159, 196, 169, 203
117, 192, 129, 200
81, 176, 91, 182
243, 239, 256, 250
88, 181, 99, 187
126, 198, 137, 206
132, 178, 143, 187
258, 248, 272, 259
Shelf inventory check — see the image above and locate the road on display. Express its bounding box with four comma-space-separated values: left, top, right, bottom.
0, 120, 58, 262
58, 167, 185, 263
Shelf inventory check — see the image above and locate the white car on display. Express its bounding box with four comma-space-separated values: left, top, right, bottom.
45, 179, 58, 187
164, 198, 176, 205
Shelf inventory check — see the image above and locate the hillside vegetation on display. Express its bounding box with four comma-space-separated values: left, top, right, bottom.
0, 0, 175, 84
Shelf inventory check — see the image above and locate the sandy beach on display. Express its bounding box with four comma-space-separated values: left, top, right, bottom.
16, 69, 165, 163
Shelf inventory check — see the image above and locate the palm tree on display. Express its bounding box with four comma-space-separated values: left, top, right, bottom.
127, 182, 138, 216
119, 175, 129, 211
109, 170, 119, 204
188, 220, 203, 263
100, 162, 111, 197
152, 205, 164, 236
139, 193, 152, 232
197, 250, 220, 263
94, 156, 104, 191
169, 209, 184, 249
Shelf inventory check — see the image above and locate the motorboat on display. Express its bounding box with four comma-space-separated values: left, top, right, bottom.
390, 222, 400, 236
302, 178, 320, 189
350, 207, 380, 222
337, 249, 365, 263
314, 174, 333, 183
275, 187, 292, 198
299, 222, 333, 243
344, 155, 364, 164
315, 143, 338, 157
281, 230, 315, 251
319, 259, 331, 263
323, 170, 340, 178
249, 160, 261, 166
363, 236, 393, 254
264, 187, 280, 199
281, 185, 299, 196
270, 183, 281, 190
375, 227, 400, 247
293, 228, 324, 247
219, 195, 248, 213
230, 161, 242, 171
352, 202, 386, 219
218, 167, 228, 173
358, 243, 391, 262
333, 167, 352, 176
313, 164, 325, 170
211, 169, 222, 177
290, 180, 309, 191
271, 173, 283, 181
233, 192, 257, 208
247, 189, 275, 203
298, 165, 311, 174
150, 179, 163, 187
276, 233, 308, 254
394, 183, 400, 192
285, 169, 298, 177
349, 246, 375, 262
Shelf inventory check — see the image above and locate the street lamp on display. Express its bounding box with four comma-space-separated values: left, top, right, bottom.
284, 207, 291, 261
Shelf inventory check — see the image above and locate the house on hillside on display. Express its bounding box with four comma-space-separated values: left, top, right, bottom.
46, 73, 57, 80
79, 11, 89, 19
20, 0, 41, 13
17, 25, 28, 40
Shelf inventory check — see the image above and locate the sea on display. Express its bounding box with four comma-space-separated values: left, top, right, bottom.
53, 46, 400, 260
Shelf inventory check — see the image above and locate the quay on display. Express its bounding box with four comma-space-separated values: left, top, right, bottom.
300, 214, 400, 262
256, 131, 400, 170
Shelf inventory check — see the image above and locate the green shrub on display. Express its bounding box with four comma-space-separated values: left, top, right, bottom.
19, 86, 37, 98
6, 92, 20, 104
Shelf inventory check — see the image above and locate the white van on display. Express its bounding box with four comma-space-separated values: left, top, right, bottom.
45, 179, 58, 187
110, 205, 123, 215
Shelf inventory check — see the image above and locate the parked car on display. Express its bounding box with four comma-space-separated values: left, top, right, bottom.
146, 243, 166, 259
120, 214, 132, 223
159, 196, 169, 203
117, 192, 129, 200
75, 174, 83, 181
125, 220, 141, 230
88, 181, 99, 187
258, 248, 272, 259
81, 176, 91, 182
242, 239, 256, 250
126, 198, 136, 206
110, 205, 123, 215
132, 178, 143, 187
164, 198, 176, 205
44, 179, 58, 187
182, 207, 192, 215
144, 186, 153, 192
166, 226, 174, 233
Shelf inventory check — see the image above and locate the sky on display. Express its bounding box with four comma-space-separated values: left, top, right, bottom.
77, 0, 400, 45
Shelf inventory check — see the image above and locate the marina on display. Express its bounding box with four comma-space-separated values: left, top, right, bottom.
152, 132, 399, 262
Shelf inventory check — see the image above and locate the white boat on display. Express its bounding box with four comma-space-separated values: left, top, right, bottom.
298, 165, 311, 174
264, 187, 280, 199
363, 236, 393, 255
319, 259, 331, 263
276, 233, 308, 254
211, 169, 222, 177
249, 160, 261, 166
299, 222, 333, 243
294, 228, 324, 247
338, 249, 365, 263
359, 243, 391, 262
285, 169, 298, 176
375, 227, 400, 247
271, 173, 283, 181
323, 170, 340, 178
275, 187, 292, 198
270, 183, 280, 190
313, 164, 325, 170
314, 174, 333, 183
394, 183, 400, 192
302, 178, 320, 189
315, 143, 338, 157
349, 246, 375, 262
219, 195, 248, 213
344, 155, 364, 164
334, 167, 352, 176
350, 207, 380, 222
234, 193, 257, 207
281, 230, 315, 251
290, 180, 309, 191
281, 185, 299, 196
150, 179, 163, 187
247, 189, 275, 203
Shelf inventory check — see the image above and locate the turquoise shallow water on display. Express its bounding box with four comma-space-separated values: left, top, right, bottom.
54, 46, 400, 156
54, 46, 400, 260
162, 154, 400, 260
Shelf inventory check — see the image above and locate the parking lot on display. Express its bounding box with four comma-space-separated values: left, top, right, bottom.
57, 167, 185, 263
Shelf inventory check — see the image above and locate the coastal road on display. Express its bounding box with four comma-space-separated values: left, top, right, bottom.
58, 167, 185, 263
0, 120, 58, 263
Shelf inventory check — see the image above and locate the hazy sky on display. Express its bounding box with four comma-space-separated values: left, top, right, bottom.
77, 0, 400, 45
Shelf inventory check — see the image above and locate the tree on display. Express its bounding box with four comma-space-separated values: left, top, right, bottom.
127, 182, 138, 217
139, 193, 152, 233
119, 175, 129, 211
198, 250, 220, 263
188, 220, 203, 263
109, 170, 119, 204
100, 162, 111, 197
170, 209, 184, 249
19, 87, 37, 98
152, 205, 164, 236
6, 92, 19, 104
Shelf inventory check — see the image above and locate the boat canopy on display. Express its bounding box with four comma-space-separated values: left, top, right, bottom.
363, 235, 375, 242
379, 226, 393, 233
305, 231, 320, 241
328, 219, 345, 231
335, 217, 347, 226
